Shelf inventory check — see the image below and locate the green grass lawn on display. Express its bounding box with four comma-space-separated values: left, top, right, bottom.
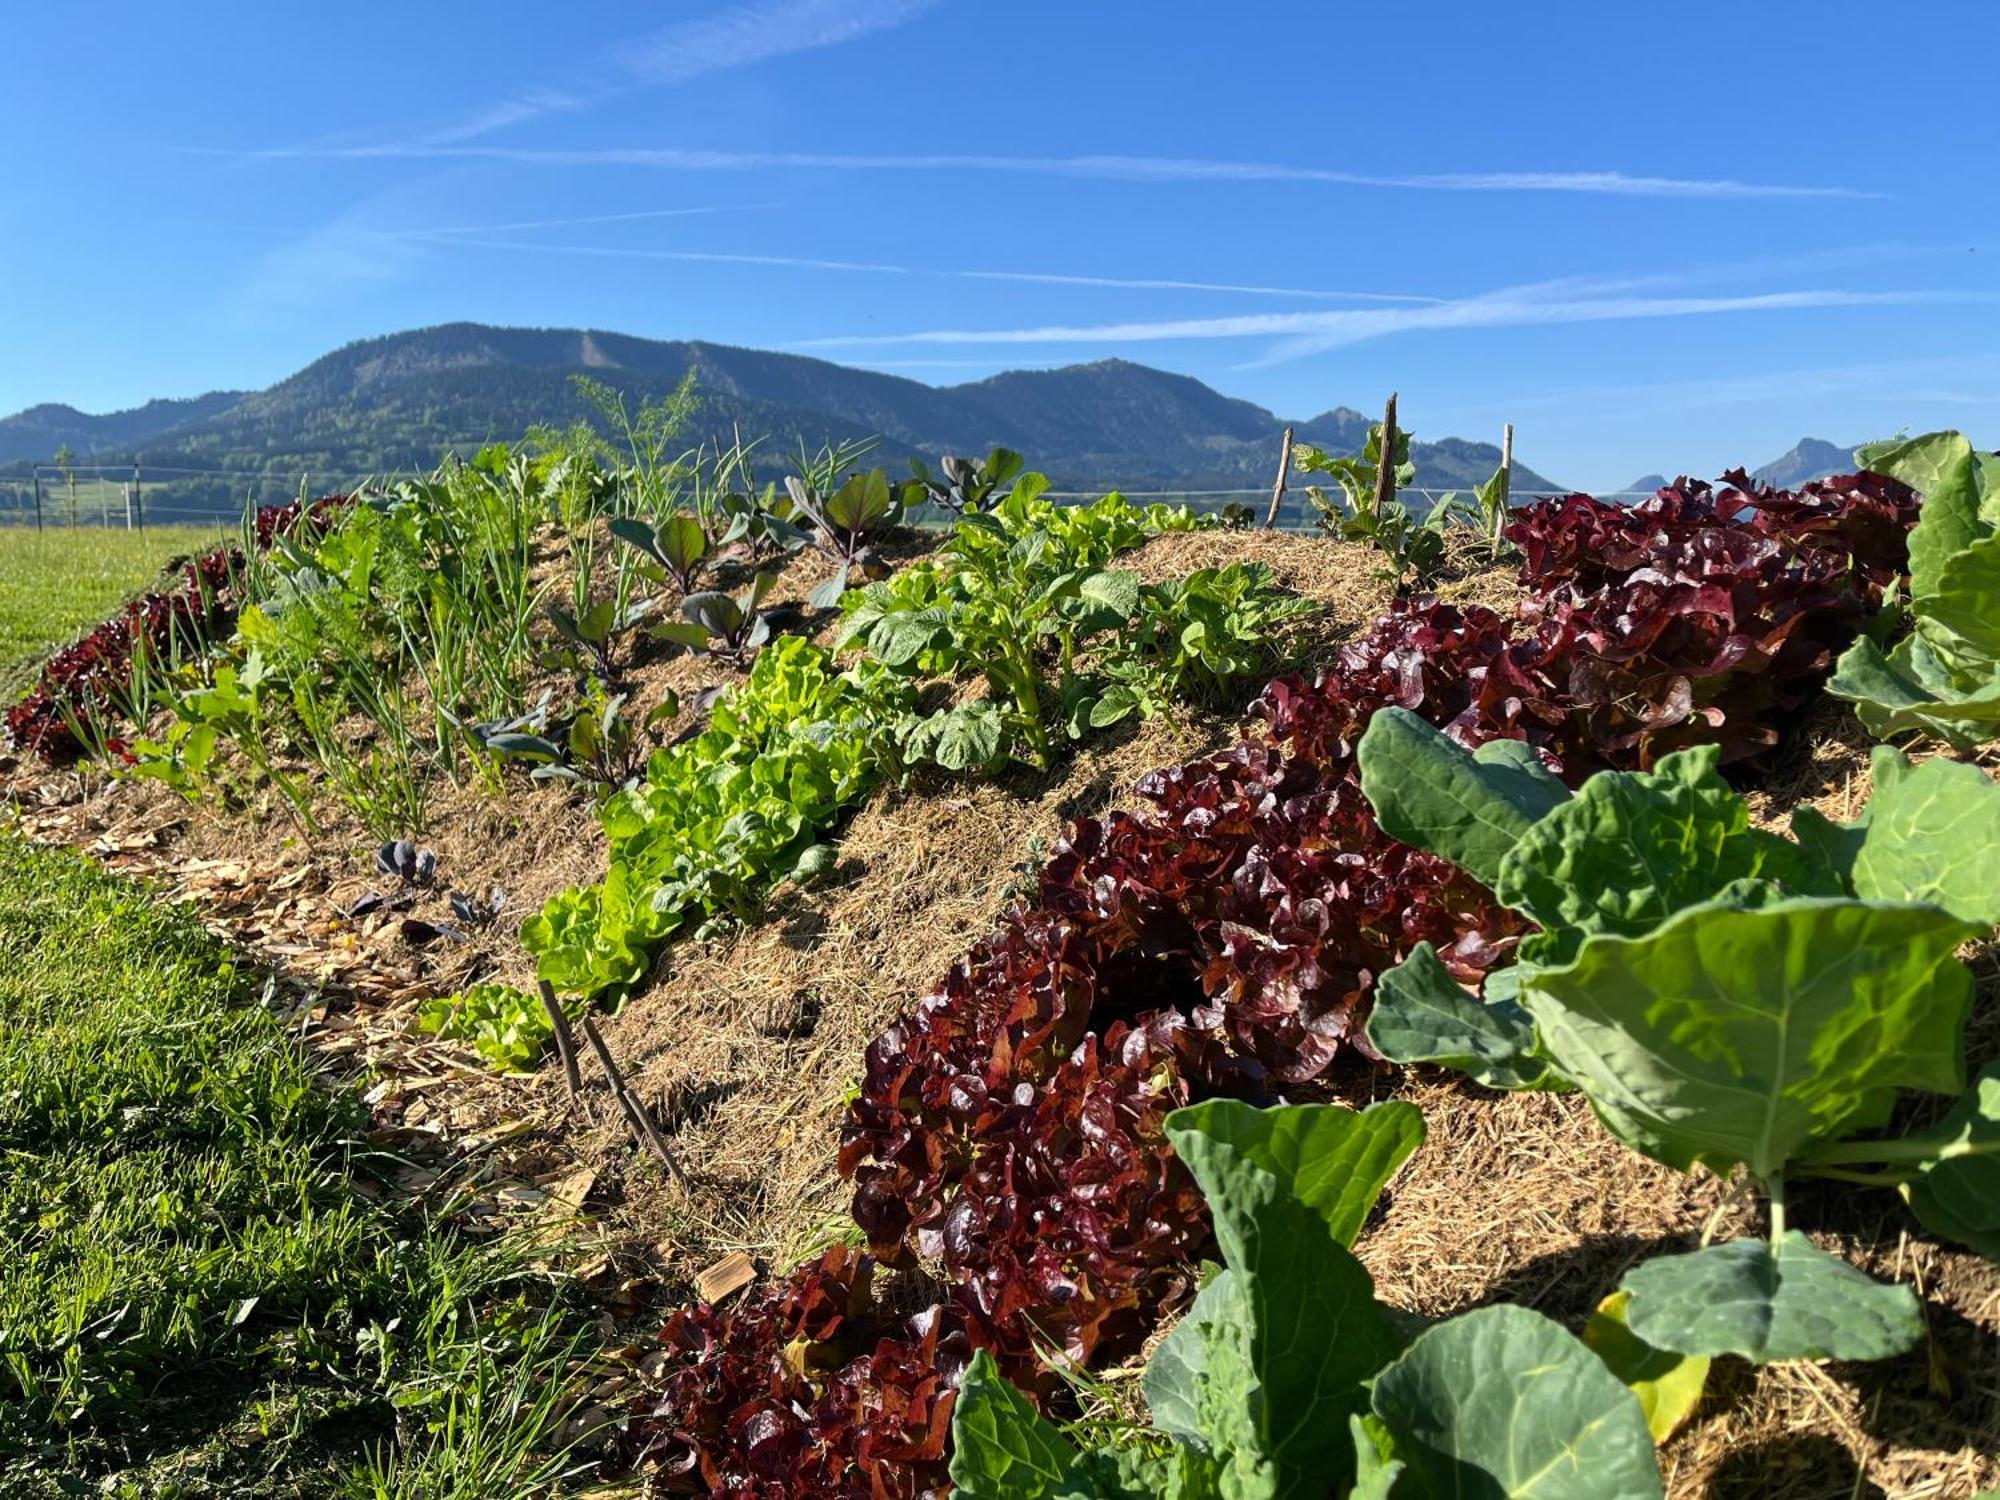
0, 524, 230, 695
0, 837, 590, 1498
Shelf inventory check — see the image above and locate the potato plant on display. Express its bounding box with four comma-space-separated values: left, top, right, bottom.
837, 491, 1303, 769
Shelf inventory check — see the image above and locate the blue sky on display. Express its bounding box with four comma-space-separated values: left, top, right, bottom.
4, 0, 1996, 488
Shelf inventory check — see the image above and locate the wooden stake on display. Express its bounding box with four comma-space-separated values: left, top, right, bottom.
1263, 425, 1295, 528
1373, 393, 1399, 517
579, 1016, 691, 1193
538, 979, 586, 1113
1501, 422, 1514, 485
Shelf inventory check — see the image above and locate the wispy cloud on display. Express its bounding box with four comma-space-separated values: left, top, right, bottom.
232, 210, 422, 317
1483, 354, 2000, 414
617, 0, 939, 85
199, 141, 1876, 201
410, 0, 940, 146
220, 203, 772, 308
789, 278, 1992, 367
417, 88, 587, 147
413, 234, 1442, 302
397, 204, 780, 237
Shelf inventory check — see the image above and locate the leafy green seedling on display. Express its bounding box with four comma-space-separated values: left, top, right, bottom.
908, 448, 1039, 516
653, 571, 776, 658
786, 468, 906, 608
610, 511, 711, 593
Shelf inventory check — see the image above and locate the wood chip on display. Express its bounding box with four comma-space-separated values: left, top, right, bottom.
694, 1251, 757, 1305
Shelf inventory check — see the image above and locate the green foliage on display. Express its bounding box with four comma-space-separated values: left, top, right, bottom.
1428, 460, 1516, 562
127, 650, 320, 834
0, 525, 224, 696
1582, 1292, 1710, 1445
1145, 1102, 1410, 1489
521, 637, 911, 999
1356, 707, 2000, 1364
1828, 430, 2000, 749
518, 864, 661, 1000
1366, 942, 1558, 1092
480, 679, 677, 798
0, 835, 586, 1497
1369, 1305, 1665, 1500
950, 1098, 1664, 1500
784, 444, 906, 607
839, 492, 1298, 769
653, 570, 776, 658
1356, 710, 1567, 891
1893, 1062, 2000, 1257
1527, 898, 1971, 1178
610, 509, 711, 592
1791, 745, 2000, 924
1299, 416, 1519, 584
1092, 564, 1317, 727
1620, 1231, 1922, 1364
1296, 423, 1445, 587
417, 983, 577, 1073
908, 448, 1036, 516
170, 458, 553, 837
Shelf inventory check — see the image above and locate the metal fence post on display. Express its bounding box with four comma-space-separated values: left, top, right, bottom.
31, 471, 43, 532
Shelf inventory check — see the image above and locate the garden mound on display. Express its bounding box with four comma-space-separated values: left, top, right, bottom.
0, 527, 1420, 1272
6, 515, 1997, 1498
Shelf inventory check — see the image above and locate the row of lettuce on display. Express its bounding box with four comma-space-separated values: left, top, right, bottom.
629, 434, 2000, 1497
521, 489, 1308, 1006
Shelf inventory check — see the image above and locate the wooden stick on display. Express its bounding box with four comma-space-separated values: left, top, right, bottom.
1501, 421, 1514, 486
1373, 393, 1399, 517
579, 1016, 692, 1193
537, 980, 586, 1112
1263, 425, 1295, 528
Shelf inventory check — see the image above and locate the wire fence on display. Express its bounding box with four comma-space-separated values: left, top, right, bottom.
1041, 485, 1657, 530
0, 465, 376, 533
0, 467, 1666, 536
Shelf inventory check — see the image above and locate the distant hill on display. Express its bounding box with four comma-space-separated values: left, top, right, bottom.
1751, 437, 1861, 489
1620, 439, 1869, 499
0, 325, 1556, 507
0, 391, 246, 465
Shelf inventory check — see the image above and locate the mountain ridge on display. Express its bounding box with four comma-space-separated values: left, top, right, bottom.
0, 323, 1554, 498
1623, 437, 1865, 497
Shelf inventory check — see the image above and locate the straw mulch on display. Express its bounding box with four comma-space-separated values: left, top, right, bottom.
4, 526, 1995, 1497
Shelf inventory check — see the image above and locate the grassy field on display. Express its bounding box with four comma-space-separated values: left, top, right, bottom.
0, 837, 590, 1498
0, 524, 231, 694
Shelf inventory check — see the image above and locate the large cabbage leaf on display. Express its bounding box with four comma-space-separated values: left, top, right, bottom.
1370, 1304, 1664, 1499
1829, 430, 2000, 749
1620, 1231, 1922, 1363
1144, 1100, 1412, 1496
1790, 744, 2000, 925
1522, 897, 1975, 1176
950, 1099, 1665, 1499
1492, 744, 1839, 964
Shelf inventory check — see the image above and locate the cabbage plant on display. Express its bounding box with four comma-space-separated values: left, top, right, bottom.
1357, 707, 2000, 1365
950, 1097, 1667, 1500
1829, 430, 2000, 749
